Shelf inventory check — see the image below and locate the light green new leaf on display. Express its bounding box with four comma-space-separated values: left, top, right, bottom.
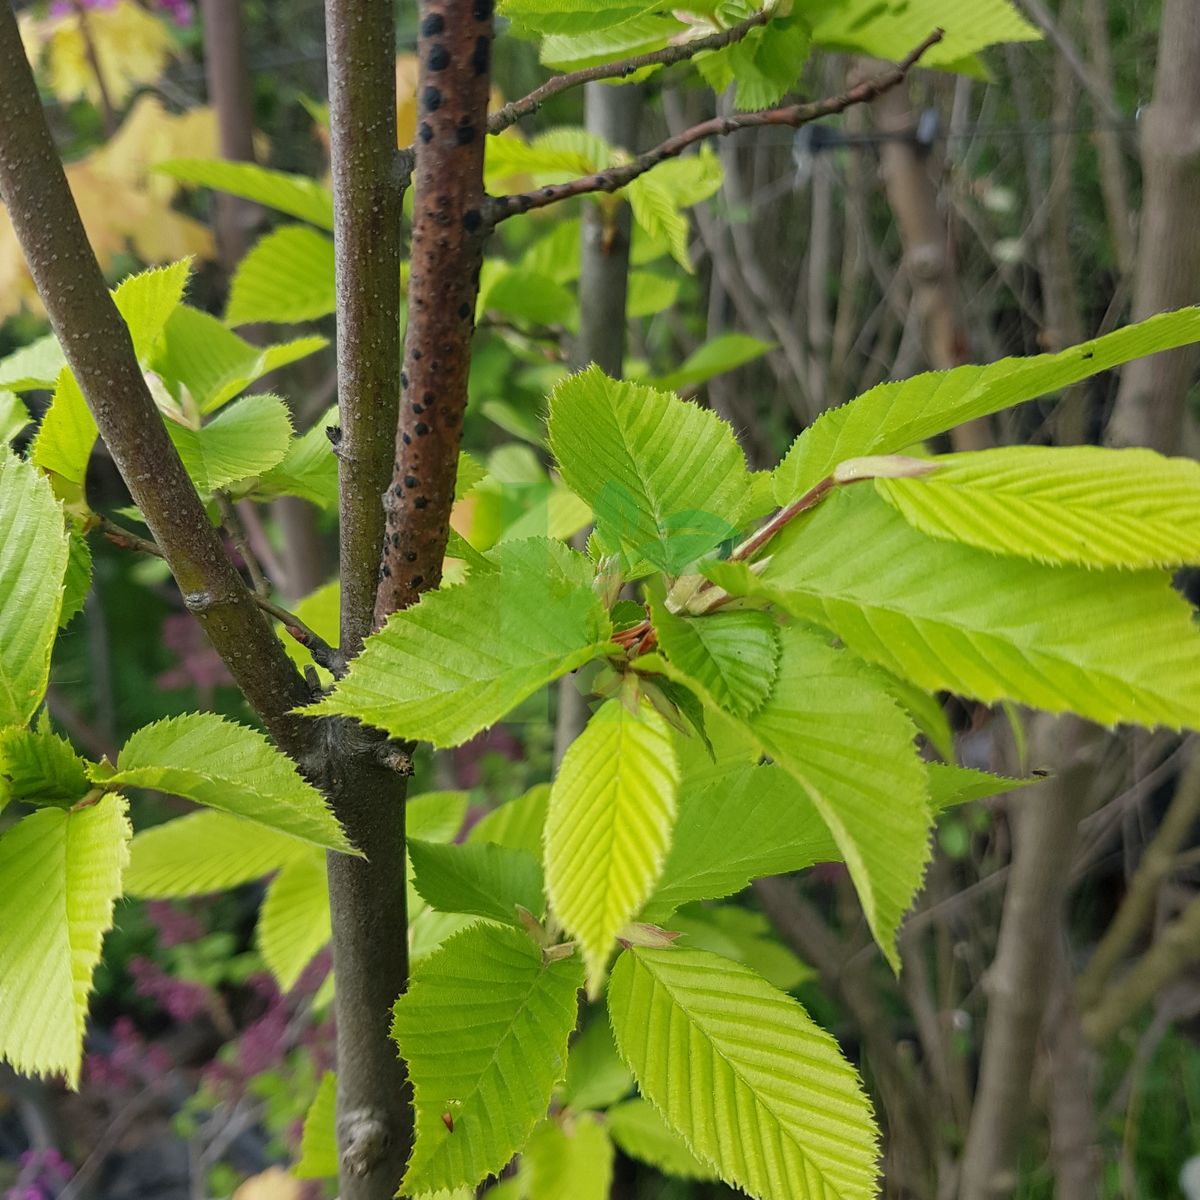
522, 1116, 614, 1200
391, 924, 583, 1194
697, 15, 812, 112
105, 712, 355, 853
227, 226, 337, 326
468, 783, 550, 860
499, 0, 658, 36
0, 450, 70, 725
0, 335, 65, 392
549, 367, 751, 574
539, 14, 684, 71
646, 333, 773, 394
0, 794, 131, 1087
545, 699, 679, 993
878, 445, 1200, 569
152, 304, 327, 414
652, 603, 780, 717
294, 1070, 339, 1179
157, 160, 334, 229
60, 529, 92, 628
774, 308, 1200, 502
409, 790, 471, 844
741, 624, 931, 968
671, 904, 811, 993
256, 405, 338, 509
720, 487, 1200, 730
167, 393, 293, 494
561, 1015, 632, 1112
308, 539, 612, 747
259, 848, 330, 992
929, 763, 1038, 811
643, 764, 839, 923
0, 722, 89, 809
30, 370, 97, 511
607, 1099, 717, 1181
0, 391, 30, 444
112, 259, 191, 360
608, 946, 878, 1200
123, 810, 311, 897
409, 839, 546, 926
800, 0, 1038, 73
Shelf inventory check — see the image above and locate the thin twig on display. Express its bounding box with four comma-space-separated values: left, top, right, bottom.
215, 490, 270, 596
489, 31, 944, 222
97, 515, 344, 675
486, 9, 772, 135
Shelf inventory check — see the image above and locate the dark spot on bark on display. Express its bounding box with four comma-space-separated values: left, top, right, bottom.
411, 575, 424, 588
415, 496, 428, 509
381, 563, 391, 577
455, 123, 477, 146
405, 552, 418, 562
472, 36, 490, 76
413, 349, 422, 360
429, 45, 450, 71
457, 302, 471, 319
419, 123, 434, 144
423, 391, 435, 405
392, 484, 404, 497
415, 422, 430, 435
463, 208, 482, 232
423, 86, 442, 112
402, 432, 412, 445
421, 13, 445, 36
401, 371, 409, 389
473, 0, 493, 19
391, 532, 400, 548
413, 403, 424, 414
404, 475, 417, 488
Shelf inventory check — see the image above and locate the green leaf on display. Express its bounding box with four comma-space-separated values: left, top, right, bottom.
522, 1116, 614, 1200
645, 333, 772, 394
545, 699, 679, 993
409, 839, 546, 925
123, 810, 310, 897
0, 335, 66, 393
643, 764, 839, 922
409, 790, 471, 843
308, 539, 613, 748
800, 0, 1039, 72
878, 445, 1200, 569
152, 304, 327, 414
0, 450, 71, 724
105, 713, 356, 853
499, 0, 658, 36
720, 486, 1200, 731
549, 367, 751, 574
774, 308, 1200, 502
607, 1098, 718, 1181
0, 722, 90, 809
480, 263, 577, 328
30, 371, 97, 511
671, 903, 812, 992
737, 623, 931, 968
561, 1016, 632, 1111
60, 529, 92, 628
652, 604, 780, 718
539, 13, 684, 71
157, 160, 334, 229
255, 405, 338, 508
258, 848, 330, 992
0, 794, 131, 1086
112, 259, 191, 360
608, 946, 878, 1200
468, 783, 550, 859
0, 391, 31, 444
226, 226, 337, 326
167, 393, 293, 494
294, 1070, 338, 1179
626, 272, 680, 319
929, 763, 1038, 811
391, 924, 583, 1194
698, 16, 812, 111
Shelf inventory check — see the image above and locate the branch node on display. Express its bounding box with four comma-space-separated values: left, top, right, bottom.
338, 1109, 392, 1178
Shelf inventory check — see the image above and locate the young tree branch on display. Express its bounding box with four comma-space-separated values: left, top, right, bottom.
488, 31, 943, 222
486, 8, 770, 135
0, 3, 310, 752
373, 0, 495, 620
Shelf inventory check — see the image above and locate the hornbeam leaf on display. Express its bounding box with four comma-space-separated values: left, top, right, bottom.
714, 487, 1200, 731
0, 450, 70, 724
226, 226, 337, 326
498, 0, 659, 36
545, 699, 679, 993
642, 764, 840, 923
157, 160, 334, 229
651, 602, 780, 718
522, 1115, 614, 1200
606, 1098, 718, 1181
167, 393, 293, 494
607, 946, 878, 1200
391, 924, 582, 1194
294, 1071, 338, 1179
104, 713, 356, 853
258, 848, 331, 992
739, 625, 931, 968
409, 839, 546, 926
549, 366, 751, 575
0, 722, 90, 809
0, 794, 131, 1087
929, 763, 1038, 810
468, 783, 551, 859
774, 308, 1200, 502
255, 404, 337, 509
561, 1015, 632, 1112
0, 334, 66, 392
60, 529, 92, 628
123, 810, 311, 896
308, 539, 613, 747
878, 445, 1200, 569
30, 370, 97, 511
111, 259, 191, 360
0, 391, 30, 444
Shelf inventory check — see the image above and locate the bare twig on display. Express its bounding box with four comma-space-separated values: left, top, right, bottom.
215, 489, 270, 596
487, 9, 770, 134
489, 31, 944, 222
